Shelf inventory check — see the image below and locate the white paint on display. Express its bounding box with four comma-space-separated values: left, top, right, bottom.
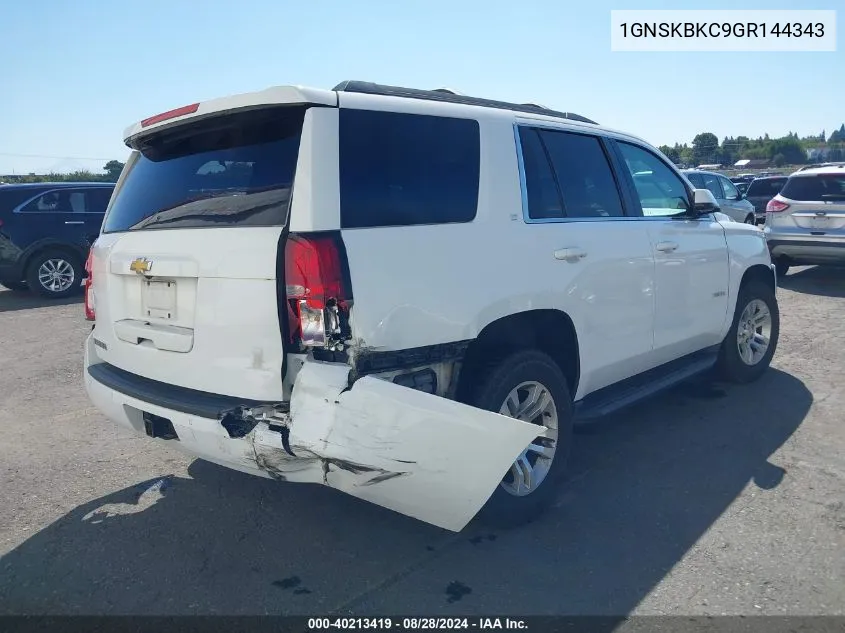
123, 85, 337, 143
89, 228, 285, 401
284, 360, 541, 532
85, 343, 539, 532
84, 80, 779, 530
647, 218, 731, 366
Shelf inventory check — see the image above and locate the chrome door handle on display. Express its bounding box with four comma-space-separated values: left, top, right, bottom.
64, 221, 84, 225
554, 248, 588, 262
655, 241, 679, 253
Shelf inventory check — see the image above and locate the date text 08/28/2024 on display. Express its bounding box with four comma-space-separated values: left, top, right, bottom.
307, 618, 528, 630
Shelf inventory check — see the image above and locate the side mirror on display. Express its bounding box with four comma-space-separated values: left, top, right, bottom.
693, 188, 720, 215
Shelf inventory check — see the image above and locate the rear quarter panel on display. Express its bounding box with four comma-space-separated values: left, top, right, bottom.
335, 99, 639, 401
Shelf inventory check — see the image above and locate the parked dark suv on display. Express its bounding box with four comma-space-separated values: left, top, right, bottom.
0, 182, 114, 298
745, 176, 788, 223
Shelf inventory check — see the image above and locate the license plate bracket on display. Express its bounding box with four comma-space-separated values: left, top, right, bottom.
143, 279, 177, 320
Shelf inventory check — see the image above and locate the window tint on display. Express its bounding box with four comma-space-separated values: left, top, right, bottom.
537, 130, 624, 218
103, 106, 305, 233
686, 173, 705, 188
720, 177, 739, 200
87, 188, 113, 214
339, 109, 480, 228
746, 178, 786, 197
518, 128, 564, 219
1, 188, 46, 212
618, 142, 690, 217
781, 174, 845, 201
21, 190, 77, 213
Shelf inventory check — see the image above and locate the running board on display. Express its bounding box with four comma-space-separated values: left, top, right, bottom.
574, 346, 720, 422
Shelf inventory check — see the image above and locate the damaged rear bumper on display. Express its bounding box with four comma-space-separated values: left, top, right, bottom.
84, 336, 540, 531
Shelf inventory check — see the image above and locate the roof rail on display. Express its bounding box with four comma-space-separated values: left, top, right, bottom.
798, 161, 845, 171
332, 80, 598, 125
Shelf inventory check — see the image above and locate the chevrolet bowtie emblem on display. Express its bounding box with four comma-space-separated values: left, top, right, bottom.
129, 258, 152, 275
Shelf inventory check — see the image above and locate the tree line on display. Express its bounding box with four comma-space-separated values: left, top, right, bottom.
6, 125, 845, 182
659, 124, 845, 167
1, 160, 125, 184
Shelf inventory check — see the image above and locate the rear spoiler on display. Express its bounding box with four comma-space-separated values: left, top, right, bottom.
123, 86, 337, 146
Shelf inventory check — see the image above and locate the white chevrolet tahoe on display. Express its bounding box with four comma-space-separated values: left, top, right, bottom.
83, 81, 779, 532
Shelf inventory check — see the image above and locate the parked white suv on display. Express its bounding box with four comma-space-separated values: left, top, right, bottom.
764, 164, 845, 277
84, 81, 779, 532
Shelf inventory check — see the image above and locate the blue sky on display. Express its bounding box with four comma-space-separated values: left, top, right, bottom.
0, 0, 841, 174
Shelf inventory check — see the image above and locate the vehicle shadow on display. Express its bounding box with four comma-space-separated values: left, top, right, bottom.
778, 265, 845, 298
0, 288, 83, 313
0, 369, 810, 617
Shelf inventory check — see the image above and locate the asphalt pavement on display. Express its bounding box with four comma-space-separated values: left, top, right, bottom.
1, 267, 843, 616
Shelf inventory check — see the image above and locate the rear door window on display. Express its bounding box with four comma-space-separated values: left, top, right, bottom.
20, 190, 75, 213
701, 173, 723, 199
339, 109, 480, 228
102, 106, 306, 233
781, 174, 845, 201
538, 130, 624, 219
686, 173, 704, 188
1, 188, 47, 212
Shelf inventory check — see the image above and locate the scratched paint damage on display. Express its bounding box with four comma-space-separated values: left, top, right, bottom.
236, 359, 541, 532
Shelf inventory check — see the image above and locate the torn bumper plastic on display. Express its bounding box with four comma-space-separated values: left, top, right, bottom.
84, 338, 540, 531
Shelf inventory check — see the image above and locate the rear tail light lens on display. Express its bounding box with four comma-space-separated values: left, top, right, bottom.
284, 234, 351, 349
84, 251, 95, 321
766, 199, 790, 213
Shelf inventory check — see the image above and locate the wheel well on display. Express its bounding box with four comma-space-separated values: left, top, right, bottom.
740, 263, 776, 295
455, 309, 580, 402
23, 244, 85, 276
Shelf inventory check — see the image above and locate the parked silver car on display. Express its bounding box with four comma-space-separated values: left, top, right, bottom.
683, 169, 757, 224
764, 165, 845, 277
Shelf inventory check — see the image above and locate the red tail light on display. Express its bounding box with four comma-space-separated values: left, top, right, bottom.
141, 103, 200, 128
284, 234, 351, 349
766, 199, 790, 213
84, 251, 95, 321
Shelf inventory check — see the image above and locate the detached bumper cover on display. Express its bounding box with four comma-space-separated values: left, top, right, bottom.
85, 337, 539, 532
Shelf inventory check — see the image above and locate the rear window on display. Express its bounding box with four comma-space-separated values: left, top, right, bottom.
746, 178, 786, 197
339, 109, 480, 229
102, 106, 305, 233
781, 174, 845, 201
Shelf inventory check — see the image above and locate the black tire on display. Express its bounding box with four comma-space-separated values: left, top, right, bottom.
466, 350, 574, 528
0, 281, 28, 292
774, 258, 790, 279
744, 214, 756, 225
25, 250, 84, 299
716, 280, 779, 384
